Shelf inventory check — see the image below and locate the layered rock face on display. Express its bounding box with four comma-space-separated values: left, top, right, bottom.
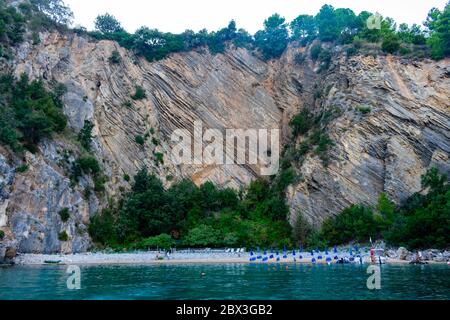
287, 54, 450, 226
0, 31, 448, 254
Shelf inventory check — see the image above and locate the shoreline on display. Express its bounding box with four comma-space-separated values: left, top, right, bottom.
12, 252, 448, 266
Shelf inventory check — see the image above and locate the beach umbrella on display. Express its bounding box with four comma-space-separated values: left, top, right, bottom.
316, 246, 319, 253
276, 248, 279, 255
292, 250, 296, 256
310, 250, 314, 256
325, 247, 329, 255
350, 247, 353, 256
312, 258, 316, 264
355, 245, 359, 253
299, 245, 303, 253
326, 257, 332, 263
256, 246, 260, 253
283, 245, 287, 253
334, 246, 338, 254
318, 255, 323, 260
264, 249, 267, 255
250, 251, 254, 256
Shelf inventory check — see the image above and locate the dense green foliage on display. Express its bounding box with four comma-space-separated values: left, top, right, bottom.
78, 120, 94, 151
309, 168, 450, 250
83, 2, 450, 62
0, 229, 4, 240
58, 230, 68, 241
254, 14, 289, 59
425, 4, 450, 59
89, 169, 294, 249
58, 208, 70, 222
0, 74, 67, 152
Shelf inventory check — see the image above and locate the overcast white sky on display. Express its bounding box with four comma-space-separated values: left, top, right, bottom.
65, 0, 448, 34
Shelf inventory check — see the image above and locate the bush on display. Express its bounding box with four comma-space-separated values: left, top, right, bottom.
290, 109, 314, 136
76, 156, 101, 175
131, 86, 146, 100
0, 74, 67, 151
108, 50, 121, 64
382, 34, 400, 53
16, 164, 29, 173
357, 105, 372, 115
320, 205, 379, 245
293, 212, 312, 244
0, 230, 4, 240
58, 208, 70, 222
94, 175, 106, 192
184, 225, 221, 247
310, 43, 322, 60
88, 209, 116, 245
155, 152, 164, 165
58, 231, 69, 242
78, 120, 94, 151
135, 135, 145, 146
135, 234, 175, 250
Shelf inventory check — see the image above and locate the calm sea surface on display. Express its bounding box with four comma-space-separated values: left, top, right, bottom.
0, 263, 449, 300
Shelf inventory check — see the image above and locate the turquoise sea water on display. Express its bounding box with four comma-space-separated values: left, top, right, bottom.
0, 263, 449, 300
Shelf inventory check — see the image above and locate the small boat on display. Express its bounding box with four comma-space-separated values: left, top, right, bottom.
44, 260, 62, 264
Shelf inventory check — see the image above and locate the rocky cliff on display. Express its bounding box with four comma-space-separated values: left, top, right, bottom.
0, 31, 448, 255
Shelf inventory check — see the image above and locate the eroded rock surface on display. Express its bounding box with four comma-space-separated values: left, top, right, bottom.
0, 32, 448, 253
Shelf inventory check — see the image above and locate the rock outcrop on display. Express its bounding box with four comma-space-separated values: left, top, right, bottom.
0, 31, 448, 253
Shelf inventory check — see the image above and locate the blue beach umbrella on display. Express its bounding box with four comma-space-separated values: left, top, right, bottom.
310, 250, 314, 256
276, 256, 280, 262
264, 249, 267, 255
318, 255, 323, 260
350, 247, 353, 256
334, 256, 339, 260
334, 246, 338, 254
283, 246, 287, 253
312, 258, 316, 264
292, 250, 296, 256
299, 245, 303, 253
326, 257, 332, 263
316, 246, 319, 253
325, 247, 329, 255
276, 248, 279, 256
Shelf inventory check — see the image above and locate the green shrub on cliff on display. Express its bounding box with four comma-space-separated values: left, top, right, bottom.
0, 73, 67, 152
0, 230, 5, 240
58, 231, 69, 242
58, 208, 70, 222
